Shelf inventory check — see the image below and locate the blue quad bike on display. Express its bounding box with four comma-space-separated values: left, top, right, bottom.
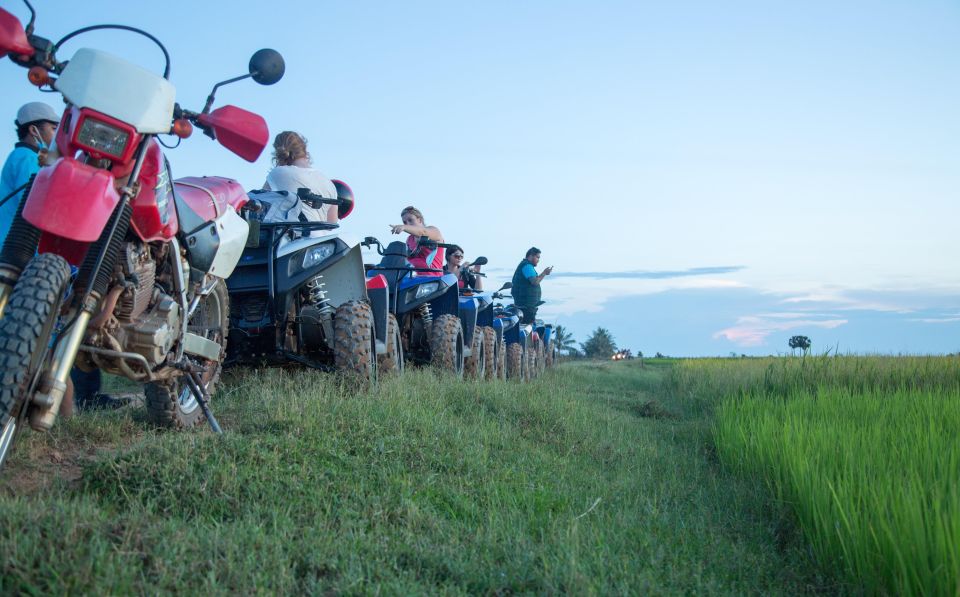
499, 301, 550, 381
362, 236, 490, 378
224, 187, 388, 383
458, 268, 514, 380
482, 286, 520, 381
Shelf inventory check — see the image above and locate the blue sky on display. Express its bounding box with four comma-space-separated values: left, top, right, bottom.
1, 0, 958, 355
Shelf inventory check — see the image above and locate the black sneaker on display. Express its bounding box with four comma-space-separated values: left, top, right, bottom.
76, 393, 131, 413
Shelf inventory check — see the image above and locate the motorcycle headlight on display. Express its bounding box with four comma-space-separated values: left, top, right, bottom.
75, 117, 131, 160
302, 242, 336, 270
409, 281, 440, 302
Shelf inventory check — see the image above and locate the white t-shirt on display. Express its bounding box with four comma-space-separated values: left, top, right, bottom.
264, 165, 338, 223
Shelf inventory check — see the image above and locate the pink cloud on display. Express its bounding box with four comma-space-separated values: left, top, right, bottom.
713, 315, 848, 347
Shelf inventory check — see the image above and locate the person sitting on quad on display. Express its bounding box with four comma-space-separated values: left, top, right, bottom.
390, 206, 444, 277
511, 246, 552, 324
262, 131, 338, 224
443, 244, 483, 290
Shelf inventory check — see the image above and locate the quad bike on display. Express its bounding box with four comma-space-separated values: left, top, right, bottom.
458, 268, 513, 380
537, 322, 556, 369
225, 187, 383, 383
0, 3, 285, 470
362, 236, 466, 377
501, 302, 546, 381
480, 284, 516, 381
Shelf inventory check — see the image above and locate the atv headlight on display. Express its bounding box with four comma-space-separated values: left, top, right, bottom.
301, 242, 336, 270
408, 281, 440, 302
288, 242, 336, 277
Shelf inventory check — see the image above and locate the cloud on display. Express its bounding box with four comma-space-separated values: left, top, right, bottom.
539, 276, 747, 318
713, 314, 848, 347
551, 265, 745, 280
908, 313, 960, 324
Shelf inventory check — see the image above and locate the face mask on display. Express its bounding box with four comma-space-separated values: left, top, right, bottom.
30, 127, 47, 150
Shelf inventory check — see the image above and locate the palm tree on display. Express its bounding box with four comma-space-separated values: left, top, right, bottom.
553, 324, 577, 357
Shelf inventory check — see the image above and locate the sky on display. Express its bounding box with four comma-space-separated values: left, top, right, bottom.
1, 0, 958, 356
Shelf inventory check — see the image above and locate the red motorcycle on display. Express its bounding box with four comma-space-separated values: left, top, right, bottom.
0, 2, 285, 469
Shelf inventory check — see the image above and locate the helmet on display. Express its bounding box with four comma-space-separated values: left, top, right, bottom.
16, 102, 59, 127
331, 179, 354, 219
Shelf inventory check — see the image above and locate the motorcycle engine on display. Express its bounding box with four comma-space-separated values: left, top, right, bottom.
82, 243, 181, 375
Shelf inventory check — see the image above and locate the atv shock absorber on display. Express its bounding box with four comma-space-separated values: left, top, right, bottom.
305, 275, 334, 316
419, 302, 433, 327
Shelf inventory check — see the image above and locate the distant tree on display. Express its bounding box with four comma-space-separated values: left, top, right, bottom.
788, 335, 812, 356
552, 325, 578, 356
581, 327, 617, 359
655, 352, 665, 359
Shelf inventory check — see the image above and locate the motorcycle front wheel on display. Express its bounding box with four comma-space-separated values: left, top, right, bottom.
145, 279, 229, 429
0, 253, 72, 470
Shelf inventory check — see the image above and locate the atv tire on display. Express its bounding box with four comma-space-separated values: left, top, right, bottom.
146, 279, 229, 429
464, 325, 485, 379
333, 299, 377, 384
377, 312, 404, 376
482, 326, 497, 381
497, 338, 506, 380
0, 254, 71, 469
506, 342, 523, 381
430, 314, 464, 378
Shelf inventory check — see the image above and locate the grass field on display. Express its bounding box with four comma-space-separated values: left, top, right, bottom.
670, 356, 960, 596
0, 361, 827, 595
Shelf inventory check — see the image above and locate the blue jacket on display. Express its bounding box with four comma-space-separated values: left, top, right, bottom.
0, 143, 40, 242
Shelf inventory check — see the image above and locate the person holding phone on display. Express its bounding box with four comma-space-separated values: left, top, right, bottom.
511, 246, 552, 324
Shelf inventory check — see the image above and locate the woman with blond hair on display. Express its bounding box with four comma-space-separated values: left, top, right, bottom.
390, 206, 445, 276
263, 131, 338, 223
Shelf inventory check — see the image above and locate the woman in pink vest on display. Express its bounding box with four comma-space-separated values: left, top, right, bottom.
390, 205, 444, 276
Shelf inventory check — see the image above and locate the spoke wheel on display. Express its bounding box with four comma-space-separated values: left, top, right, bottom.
0, 254, 71, 470
145, 280, 229, 428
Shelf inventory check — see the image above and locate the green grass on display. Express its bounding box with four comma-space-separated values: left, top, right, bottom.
0, 362, 821, 595
670, 355, 960, 596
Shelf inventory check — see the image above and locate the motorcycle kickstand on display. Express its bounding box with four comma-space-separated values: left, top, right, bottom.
183, 370, 223, 435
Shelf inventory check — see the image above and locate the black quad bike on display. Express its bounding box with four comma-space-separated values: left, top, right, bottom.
225, 188, 384, 382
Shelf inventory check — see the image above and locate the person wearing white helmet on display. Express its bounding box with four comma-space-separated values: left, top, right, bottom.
0, 101, 60, 242
0, 102, 128, 414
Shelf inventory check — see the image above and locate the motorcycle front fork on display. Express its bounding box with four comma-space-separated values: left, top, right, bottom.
29, 302, 95, 431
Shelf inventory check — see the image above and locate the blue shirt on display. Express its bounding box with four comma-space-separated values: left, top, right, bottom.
521, 263, 537, 280
0, 143, 40, 242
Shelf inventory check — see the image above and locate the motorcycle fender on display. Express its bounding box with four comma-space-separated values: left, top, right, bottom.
23, 159, 121, 242
209, 208, 249, 278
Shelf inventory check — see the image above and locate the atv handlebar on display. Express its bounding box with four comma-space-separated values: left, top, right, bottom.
297, 187, 347, 209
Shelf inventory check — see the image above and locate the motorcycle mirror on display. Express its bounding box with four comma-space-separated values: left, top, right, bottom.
249, 48, 285, 85
0, 8, 33, 58
197, 105, 269, 162
473, 256, 488, 267
499, 282, 513, 291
